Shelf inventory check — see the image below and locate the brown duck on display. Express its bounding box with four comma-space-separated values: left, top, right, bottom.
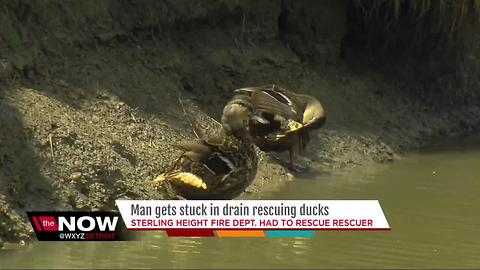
153, 94, 258, 199
235, 84, 326, 169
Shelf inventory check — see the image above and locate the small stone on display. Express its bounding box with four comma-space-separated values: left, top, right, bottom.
69, 172, 82, 180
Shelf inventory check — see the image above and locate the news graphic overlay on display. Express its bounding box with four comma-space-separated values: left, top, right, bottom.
27, 211, 131, 241
116, 200, 390, 237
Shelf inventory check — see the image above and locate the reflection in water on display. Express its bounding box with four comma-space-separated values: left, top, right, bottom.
1, 135, 480, 268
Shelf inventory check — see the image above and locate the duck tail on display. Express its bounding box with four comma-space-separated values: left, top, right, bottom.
154, 171, 207, 190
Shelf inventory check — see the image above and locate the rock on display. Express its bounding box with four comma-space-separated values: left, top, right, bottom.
69, 172, 82, 181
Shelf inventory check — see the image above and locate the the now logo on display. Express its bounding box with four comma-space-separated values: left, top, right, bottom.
58, 216, 118, 232
27, 211, 130, 241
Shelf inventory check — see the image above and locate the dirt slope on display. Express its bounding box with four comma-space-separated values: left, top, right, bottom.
0, 1, 480, 244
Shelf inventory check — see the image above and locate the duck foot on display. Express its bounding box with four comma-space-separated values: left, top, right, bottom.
267, 153, 310, 173
288, 163, 309, 173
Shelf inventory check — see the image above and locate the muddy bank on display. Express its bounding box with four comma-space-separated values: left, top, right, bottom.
1, 1, 480, 243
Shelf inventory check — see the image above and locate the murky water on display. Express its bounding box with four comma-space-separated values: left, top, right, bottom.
1, 135, 480, 269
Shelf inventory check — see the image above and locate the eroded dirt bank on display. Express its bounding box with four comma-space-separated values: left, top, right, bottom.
1, 0, 480, 243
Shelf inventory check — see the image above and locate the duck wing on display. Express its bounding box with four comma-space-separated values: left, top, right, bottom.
234, 85, 274, 96
251, 89, 296, 119
175, 139, 236, 177
173, 140, 213, 162
236, 85, 304, 120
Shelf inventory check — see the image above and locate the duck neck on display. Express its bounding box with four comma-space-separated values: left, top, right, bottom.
223, 127, 254, 145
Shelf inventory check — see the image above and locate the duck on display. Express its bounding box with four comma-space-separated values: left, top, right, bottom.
153, 94, 258, 199
234, 84, 326, 170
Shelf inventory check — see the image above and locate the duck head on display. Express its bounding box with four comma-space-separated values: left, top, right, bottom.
221, 95, 252, 138
301, 95, 326, 129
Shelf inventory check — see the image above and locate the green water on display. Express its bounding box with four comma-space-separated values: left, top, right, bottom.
1, 135, 480, 269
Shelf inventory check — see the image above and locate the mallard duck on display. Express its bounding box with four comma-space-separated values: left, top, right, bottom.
234, 84, 326, 170
153, 95, 258, 199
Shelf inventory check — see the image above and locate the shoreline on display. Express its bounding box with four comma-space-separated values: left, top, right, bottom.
2, 65, 480, 244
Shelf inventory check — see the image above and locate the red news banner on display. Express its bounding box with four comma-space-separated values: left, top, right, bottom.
115, 200, 390, 231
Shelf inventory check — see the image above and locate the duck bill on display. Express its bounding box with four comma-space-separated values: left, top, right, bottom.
286, 120, 303, 132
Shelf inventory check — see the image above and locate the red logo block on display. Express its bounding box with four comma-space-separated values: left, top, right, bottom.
39, 216, 58, 231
